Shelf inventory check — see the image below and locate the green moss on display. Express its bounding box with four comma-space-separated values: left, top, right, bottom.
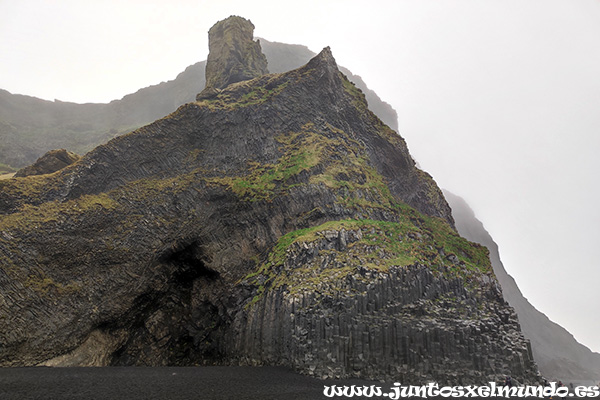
196, 75, 289, 111
24, 274, 80, 295
114, 167, 210, 205
204, 118, 403, 209
206, 123, 326, 201
0, 193, 117, 232
185, 148, 204, 164
243, 211, 492, 308
0, 172, 60, 200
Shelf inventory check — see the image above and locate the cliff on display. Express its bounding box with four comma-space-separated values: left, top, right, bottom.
444, 190, 600, 383
259, 38, 399, 132
0, 18, 538, 384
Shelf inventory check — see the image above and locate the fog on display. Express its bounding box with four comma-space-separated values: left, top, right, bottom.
1, 0, 599, 353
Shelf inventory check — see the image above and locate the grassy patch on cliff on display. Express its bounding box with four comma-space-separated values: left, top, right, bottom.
0, 172, 61, 200
243, 213, 492, 306
204, 119, 401, 208
24, 273, 81, 295
0, 193, 117, 232
196, 75, 289, 111
206, 123, 327, 201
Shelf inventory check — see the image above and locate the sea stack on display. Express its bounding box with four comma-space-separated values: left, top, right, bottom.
198, 16, 269, 100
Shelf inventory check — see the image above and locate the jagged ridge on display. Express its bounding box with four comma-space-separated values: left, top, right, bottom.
0, 41, 397, 169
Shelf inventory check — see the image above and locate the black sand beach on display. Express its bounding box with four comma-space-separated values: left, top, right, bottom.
1, 366, 572, 399
0, 366, 367, 400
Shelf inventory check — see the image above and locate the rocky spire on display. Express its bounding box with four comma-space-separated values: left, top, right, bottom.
198, 16, 268, 99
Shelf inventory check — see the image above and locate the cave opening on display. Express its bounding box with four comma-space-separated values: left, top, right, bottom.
160, 240, 220, 286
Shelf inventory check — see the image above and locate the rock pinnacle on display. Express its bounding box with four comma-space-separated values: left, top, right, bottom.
198, 16, 269, 100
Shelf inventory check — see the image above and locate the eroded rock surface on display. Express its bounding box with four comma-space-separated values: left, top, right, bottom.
228, 224, 536, 383
14, 149, 80, 177
201, 16, 268, 94
0, 20, 539, 385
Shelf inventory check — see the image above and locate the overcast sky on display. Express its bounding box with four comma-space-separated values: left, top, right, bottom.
1, 0, 599, 354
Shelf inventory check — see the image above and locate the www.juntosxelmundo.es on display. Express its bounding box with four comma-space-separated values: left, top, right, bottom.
323, 382, 600, 398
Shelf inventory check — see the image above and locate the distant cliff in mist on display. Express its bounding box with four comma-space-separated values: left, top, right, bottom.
444, 190, 600, 383
0, 39, 397, 170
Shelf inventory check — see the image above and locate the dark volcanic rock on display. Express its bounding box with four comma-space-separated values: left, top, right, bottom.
0, 22, 538, 385
201, 16, 268, 93
228, 226, 537, 383
259, 38, 400, 132
14, 149, 80, 177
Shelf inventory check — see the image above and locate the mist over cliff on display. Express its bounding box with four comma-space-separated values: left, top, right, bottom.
445, 190, 600, 383
0, 40, 396, 170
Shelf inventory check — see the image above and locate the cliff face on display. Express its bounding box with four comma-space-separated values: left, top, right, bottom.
227, 223, 535, 383
0, 19, 538, 384
444, 190, 600, 383
259, 38, 399, 132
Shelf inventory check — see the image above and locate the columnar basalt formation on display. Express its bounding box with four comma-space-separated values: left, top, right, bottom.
0, 19, 539, 385
226, 224, 536, 383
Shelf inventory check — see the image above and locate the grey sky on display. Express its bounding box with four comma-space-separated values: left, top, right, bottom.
1, 0, 599, 354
